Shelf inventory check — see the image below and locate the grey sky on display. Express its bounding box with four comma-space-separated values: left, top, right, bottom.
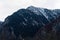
0, 0, 60, 21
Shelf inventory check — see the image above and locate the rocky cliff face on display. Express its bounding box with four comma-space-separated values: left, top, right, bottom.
0, 6, 60, 40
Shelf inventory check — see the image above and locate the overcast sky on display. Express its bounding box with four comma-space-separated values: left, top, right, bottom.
0, 0, 60, 21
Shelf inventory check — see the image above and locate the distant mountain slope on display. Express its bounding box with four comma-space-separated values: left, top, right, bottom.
0, 6, 60, 40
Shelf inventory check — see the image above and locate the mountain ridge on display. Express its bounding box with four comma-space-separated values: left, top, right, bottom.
0, 6, 60, 40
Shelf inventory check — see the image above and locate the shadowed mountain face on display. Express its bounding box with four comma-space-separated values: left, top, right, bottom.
0, 21, 2, 26
3, 9, 46, 37
0, 6, 60, 40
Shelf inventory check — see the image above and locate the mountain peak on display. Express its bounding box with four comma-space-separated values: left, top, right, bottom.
0, 6, 60, 40
27, 6, 36, 8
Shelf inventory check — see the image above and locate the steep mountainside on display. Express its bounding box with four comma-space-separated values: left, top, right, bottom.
0, 6, 60, 40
